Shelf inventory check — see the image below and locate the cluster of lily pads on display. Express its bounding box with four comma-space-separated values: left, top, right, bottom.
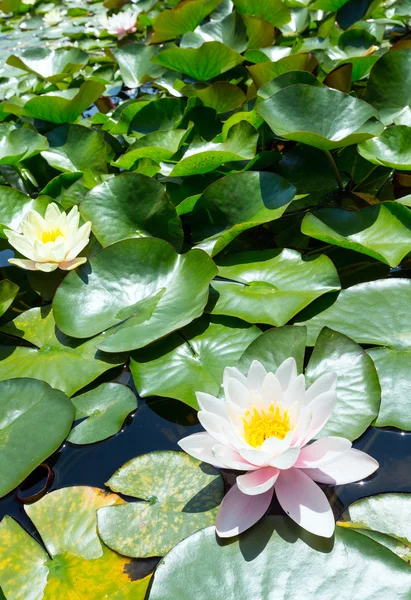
1, 0, 411, 597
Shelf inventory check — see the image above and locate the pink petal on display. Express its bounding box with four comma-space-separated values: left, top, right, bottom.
261, 372, 283, 406
196, 392, 228, 421
296, 436, 351, 468
178, 432, 223, 467
275, 357, 297, 391
212, 444, 259, 471
198, 411, 230, 446
302, 390, 337, 445
59, 257, 87, 271
237, 467, 279, 496
216, 483, 273, 538
275, 468, 335, 538
247, 360, 267, 392
305, 373, 337, 406
270, 446, 300, 469
302, 448, 379, 485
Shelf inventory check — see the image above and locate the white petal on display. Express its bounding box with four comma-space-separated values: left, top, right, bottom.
196, 392, 228, 420
221, 423, 248, 450
216, 483, 273, 538
64, 222, 91, 261
275, 468, 335, 538
275, 357, 297, 391
34, 262, 59, 272
212, 444, 259, 471
5, 231, 36, 260
226, 377, 250, 409
302, 448, 379, 485
26, 209, 45, 232
59, 257, 87, 271
302, 389, 337, 445
8, 258, 38, 270
225, 400, 244, 429
198, 411, 231, 446
45, 202, 61, 221
238, 447, 271, 467
296, 436, 352, 468
261, 372, 283, 406
247, 360, 267, 392
237, 467, 279, 496
178, 432, 223, 467
260, 430, 293, 458
270, 446, 300, 469
283, 373, 306, 408
223, 366, 248, 396
305, 373, 337, 406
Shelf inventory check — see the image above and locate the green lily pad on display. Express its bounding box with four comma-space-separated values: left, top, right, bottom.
97, 451, 224, 557
367, 348, 411, 429
299, 278, 411, 347
211, 249, 340, 326
53, 238, 218, 352
68, 383, 137, 445
340, 494, 411, 563
0, 123, 48, 164
306, 327, 380, 441
258, 70, 323, 100
152, 41, 244, 81
248, 53, 318, 88
0, 187, 51, 237
130, 316, 261, 409
191, 171, 295, 255
0, 378, 74, 498
0, 487, 151, 599
301, 203, 411, 267
113, 44, 165, 88
167, 121, 258, 177
80, 173, 183, 250
365, 48, 411, 125
358, 125, 411, 170
182, 82, 246, 113
257, 84, 381, 150
113, 129, 188, 169
191, 10, 249, 53
6, 47, 89, 82
233, 0, 291, 27
0, 306, 125, 396
42, 124, 109, 174
148, 517, 411, 600
125, 98, 186, 136
0, 280, 18, 316
151, 0, 223, 43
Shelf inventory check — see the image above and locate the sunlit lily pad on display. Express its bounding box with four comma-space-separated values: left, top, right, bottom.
151, 0, 222, 43
113, 130, 188, 169
113, 44, 165, 88
98, 451, 224, 557
0, 487, 151, 599
0, 187, 51, 237
0, 123, 48, 164
358, 126, 411, 170
6, 47, 89, 82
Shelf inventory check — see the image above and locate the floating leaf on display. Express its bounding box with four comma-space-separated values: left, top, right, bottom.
98, 452, 224, 557
0, 123, 48, 164
257, 84, 381, 150
113, 129, 188, 169
53, 238, 218, 352
258, 71, 323, 100
80, 173, 183, 250
232, 0, 291, 27
151, 0, 223, 43
6, 47, 89, 82
113, 44, 165, 88
0, 306, 124, 396
248, 53, 317, 88
0, 487, 151, 599
182, 82, 246, 113
0, 280, 18, 317
301, 203, 411, 267
130, 316, 260, 408
152, 41, 244, 81
0, 378, 74, 497
148, 517, 411, 599
211, 249, 340, 325
68, 383, 137, 445
0, 187, 51, 237
128, 98, 186, 135
358, 125, 411, 170
191, 171, 295, 255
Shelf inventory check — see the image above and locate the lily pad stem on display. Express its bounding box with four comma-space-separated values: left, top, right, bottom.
324, 150, 343, 191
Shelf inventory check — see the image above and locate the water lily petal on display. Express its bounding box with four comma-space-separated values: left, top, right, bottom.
34, 262, 59, 272
283, 373, 306, 408
260, 430, 293, 458
198, 411, 230, 446
237, 467, 279, 496
261, 372, 283, 406
305, 373, 337, 406
59, 257, 87, 271
212, 444, 259, 471
216, 483, 273, 538
225, 400, 244, 429
45, 203, 61, 221
8, 258, 38, 270
302, 448, 379, 485
296, 436, 352, 468
270, 446, 300, 469
4, 230, 36, 260
275, 468, 335, 538
238, 447, 271, 467
223, 366, 248, 395
226, 377, 250, 409
275, 357, 297, 391
64, 222, 91, 261
178, 432, 222, 467
196, 392, 228, 420
247, 360, 267, 392
302, 389, 337, 445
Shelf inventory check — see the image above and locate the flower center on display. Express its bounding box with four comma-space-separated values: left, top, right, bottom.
242, 403, 291, 448
41, 228, 63, 244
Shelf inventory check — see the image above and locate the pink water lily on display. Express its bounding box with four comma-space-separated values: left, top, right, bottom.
178, 358, 378, 538
106, 10, 138, 40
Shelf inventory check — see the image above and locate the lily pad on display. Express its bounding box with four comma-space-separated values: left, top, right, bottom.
305, 327, 380, 441
151, 0, 223, 43
191, 171, 296, 255
68, 383, 137, 445
113, 44, 165, 88
97, 451, 224, 557
301, 203, 411, 267
152, 41, 244, 81
53, 238, 218, 352
0, 280, 18, 316
299, 278, 411, 347
0, 487, 151, 599
358, 125, 411, 170
6, 47, 89, 82
80, 173, 183, 250
130, 316, 261, 408
257, 84, 381, 150
0, 378, 74, 497
148, 517, 411, 600
248, 53, 318, 88
0, 187, 51, 237
0, 123, 48, 164
211, 249, 341, 326
182, 82, 246, 113
0, 306, 125, 396
233, 0, 291, 27
113, 130, 188, 169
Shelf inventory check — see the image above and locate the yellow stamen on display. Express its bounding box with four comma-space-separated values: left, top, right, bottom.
242, 403, 292, 448
41, 228, 63, 244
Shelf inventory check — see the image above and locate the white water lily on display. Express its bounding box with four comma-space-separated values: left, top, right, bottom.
106, 10, 138, 39
178, 358, 379, 539
43, 8, 65, 27
5, 203, 91, 272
